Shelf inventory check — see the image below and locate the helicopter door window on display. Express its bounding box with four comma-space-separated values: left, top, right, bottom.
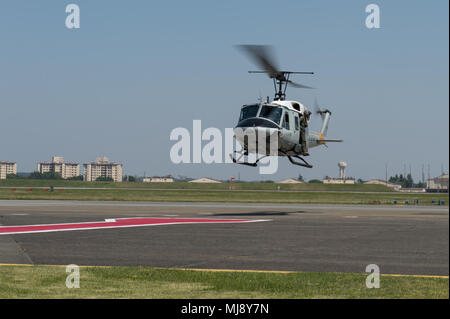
282, 113, 290, 130
294, 116, 299, 130
239, 104, 260, 121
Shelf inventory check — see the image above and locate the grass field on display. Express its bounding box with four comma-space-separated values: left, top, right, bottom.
0, 265, 447, 299
0, 179, 396, 192
0, 187, 448, 205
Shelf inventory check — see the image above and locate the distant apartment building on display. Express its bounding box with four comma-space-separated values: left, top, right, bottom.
83, 157, 123, 182
37, 156, 80, 179
0, 161, 17, 180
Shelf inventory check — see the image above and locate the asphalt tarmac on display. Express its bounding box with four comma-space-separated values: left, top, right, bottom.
0, 200, 448, 276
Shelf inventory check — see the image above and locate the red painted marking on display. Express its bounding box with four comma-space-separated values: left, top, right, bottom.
0, 218, 264, 235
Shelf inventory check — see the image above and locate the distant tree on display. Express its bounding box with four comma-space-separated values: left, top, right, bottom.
124, 176, 136, 182
405, 174, 414, 188
415, 181, 426, 188
28, 171, 62, 180
42, 172, 62, 180
357, 178, 365, 184
96, 177, 114, 182
67, 175, 83, 181
298, 174, 304, 182
28, 171, 43, 179
6, 174, 22, 179
175, 175, 192, 182
308, 179, 323, 184
389, 173, 424, 188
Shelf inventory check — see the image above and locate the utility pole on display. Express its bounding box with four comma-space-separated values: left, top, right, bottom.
385, 163, 388, 182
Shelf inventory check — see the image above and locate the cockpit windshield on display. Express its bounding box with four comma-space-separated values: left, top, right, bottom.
239, 104, 260, 121
259, 105, 282, 125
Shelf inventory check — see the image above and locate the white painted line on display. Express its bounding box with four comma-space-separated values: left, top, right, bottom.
0, 217, 271, 235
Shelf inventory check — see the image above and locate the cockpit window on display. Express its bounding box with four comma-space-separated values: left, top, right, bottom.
259, 105, 282, 124
239, 104, 259, 121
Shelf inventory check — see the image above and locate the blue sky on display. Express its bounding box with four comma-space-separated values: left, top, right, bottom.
0, 0, 448, 181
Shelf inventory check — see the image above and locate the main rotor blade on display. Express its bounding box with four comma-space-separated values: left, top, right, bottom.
248, 71, 314, 75
287, 80, 314, 89
236, 45, 281, 79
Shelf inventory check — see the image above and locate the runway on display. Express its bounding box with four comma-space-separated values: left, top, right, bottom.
0, 200, 448, 276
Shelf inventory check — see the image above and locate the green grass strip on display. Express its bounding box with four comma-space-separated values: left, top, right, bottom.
0, 265, 447, 299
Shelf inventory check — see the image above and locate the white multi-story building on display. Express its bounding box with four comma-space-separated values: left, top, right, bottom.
0, 161, 17, 180
37, 156, 80, 179
83, 157, 123, 182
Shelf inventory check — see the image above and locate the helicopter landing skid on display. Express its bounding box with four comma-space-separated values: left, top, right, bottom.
229, 152, 268, 167
287, 155, 313, 168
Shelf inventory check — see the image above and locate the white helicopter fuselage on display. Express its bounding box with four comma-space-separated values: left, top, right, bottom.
234, 99, 326, 157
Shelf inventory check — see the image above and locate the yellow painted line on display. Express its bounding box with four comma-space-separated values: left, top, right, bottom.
167, 267, 298, 274
165, 267, 449, 278
0, 263, 447, 279
381, 273, 449, 279
0, 263, 34, 267
177, 268, 449, 278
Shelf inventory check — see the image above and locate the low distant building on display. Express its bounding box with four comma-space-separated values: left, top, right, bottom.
83, 157, 123, 182
37, 156, 80, 179
323, 176, 355, 184
427, 174, 449, 192
364, 179, 402, 191
142, 176, 174, 183
276, 178, 305, 184
188, 177, 222, 183
0, 161, 17, 180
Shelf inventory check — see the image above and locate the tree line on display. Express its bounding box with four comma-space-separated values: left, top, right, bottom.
389, 173, 426, 188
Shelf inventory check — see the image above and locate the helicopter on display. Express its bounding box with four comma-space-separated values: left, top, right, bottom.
230, 45, 343, 169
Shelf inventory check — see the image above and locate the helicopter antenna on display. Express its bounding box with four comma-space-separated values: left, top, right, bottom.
257, 89, 263, 103
237, 45, 314, 100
